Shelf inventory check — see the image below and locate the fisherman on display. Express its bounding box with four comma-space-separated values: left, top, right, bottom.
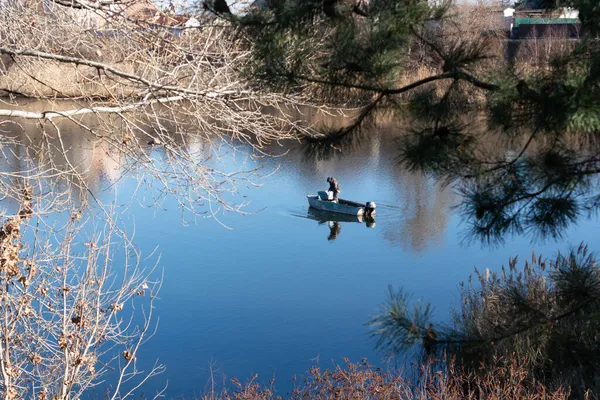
326, 176, 341, 202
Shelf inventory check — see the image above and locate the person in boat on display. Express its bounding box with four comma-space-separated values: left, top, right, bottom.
326, 176, 341, 202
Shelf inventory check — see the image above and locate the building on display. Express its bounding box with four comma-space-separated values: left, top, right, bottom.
41, 0, 162, 29
507, 0, 581, 39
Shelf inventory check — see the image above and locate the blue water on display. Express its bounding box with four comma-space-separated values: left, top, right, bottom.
5, 120, 600, 398
82, 134, 599, 398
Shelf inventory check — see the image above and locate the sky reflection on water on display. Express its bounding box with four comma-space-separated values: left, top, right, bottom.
2, 109, 600, 398
105, 137, 600, 397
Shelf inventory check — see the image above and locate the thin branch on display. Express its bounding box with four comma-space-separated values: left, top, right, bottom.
288, 70, 499, 95
0, 47, 253, 98
0, 95, 186, 120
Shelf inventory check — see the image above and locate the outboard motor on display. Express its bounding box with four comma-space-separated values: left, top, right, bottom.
365, 201, 376, 217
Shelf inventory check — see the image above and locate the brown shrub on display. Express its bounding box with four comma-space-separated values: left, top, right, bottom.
201, 356, 568, 400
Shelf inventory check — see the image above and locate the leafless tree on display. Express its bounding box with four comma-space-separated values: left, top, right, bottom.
0, 185, 163, 399
0, 0, 322, 396
0, 0, 319, 221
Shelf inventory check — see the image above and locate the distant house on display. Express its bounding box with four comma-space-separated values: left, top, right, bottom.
183, 16, 200, 28
40, 0, 211, 37
504, 7, 515, 33
507, 0, 581, 39
121, 0, 161, 23
40, 0, 161, 30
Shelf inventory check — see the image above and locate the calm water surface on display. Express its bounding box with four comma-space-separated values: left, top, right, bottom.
116, 138, 600, 398
4, 107, 600, 398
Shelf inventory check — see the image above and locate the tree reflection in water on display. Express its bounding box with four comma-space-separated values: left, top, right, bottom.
381, 171, 453, 253
292, 109, 600, 397
292, 118, 454, 252
299, 110, 600, 247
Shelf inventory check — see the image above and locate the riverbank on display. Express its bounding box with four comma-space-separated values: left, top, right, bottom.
199, 357, 567, 400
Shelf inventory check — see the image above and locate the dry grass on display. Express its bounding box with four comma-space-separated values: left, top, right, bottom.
200, 356, 568, 400
0, 5, 248, 99
395, 65, 439, 89
511, 36, 579, 74
0, 59, 142, 98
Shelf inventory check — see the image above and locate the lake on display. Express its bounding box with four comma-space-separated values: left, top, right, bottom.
2, 103, 599, 398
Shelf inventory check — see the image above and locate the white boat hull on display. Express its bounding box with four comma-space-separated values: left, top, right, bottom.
306, 193, 376, 217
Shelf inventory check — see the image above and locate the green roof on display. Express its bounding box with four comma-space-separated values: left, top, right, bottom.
514, 17, 580, 27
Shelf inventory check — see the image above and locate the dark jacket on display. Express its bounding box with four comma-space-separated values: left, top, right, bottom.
328, 177, 340, 193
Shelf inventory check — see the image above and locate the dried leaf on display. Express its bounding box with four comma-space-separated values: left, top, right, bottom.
123, 350, 134, 361
58, 334, 68, 349
6, 387, 18, 399
17, 276, 29, 287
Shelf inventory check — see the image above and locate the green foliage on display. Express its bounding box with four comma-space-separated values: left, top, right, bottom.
410, 39, 600, 242
367, 285, 434, 357
242, 0, 600, 242
241, 0, 432, 88
441, 37, 490, 73
455, 141, 597, 244
399, 124, 475, 178
369, 244, 600, 397
455, 243, 600, 397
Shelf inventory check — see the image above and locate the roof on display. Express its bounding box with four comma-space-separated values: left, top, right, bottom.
119, 0, 160, 21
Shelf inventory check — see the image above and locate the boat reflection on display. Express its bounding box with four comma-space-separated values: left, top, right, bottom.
307, 207, 375, 241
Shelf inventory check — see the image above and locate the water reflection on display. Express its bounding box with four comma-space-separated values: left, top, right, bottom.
0, 100, 234, 213
0, 101, 457, 252
382, 172, 453, 253
259, 129, 455, 251
5, 99, 597, 246
1, 100, 599, 398
297, 121, 454, 253
328, 221, 342, 240
306, 207, 375, 241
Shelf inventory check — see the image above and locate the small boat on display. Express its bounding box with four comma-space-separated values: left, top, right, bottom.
306, 191, 376, 217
